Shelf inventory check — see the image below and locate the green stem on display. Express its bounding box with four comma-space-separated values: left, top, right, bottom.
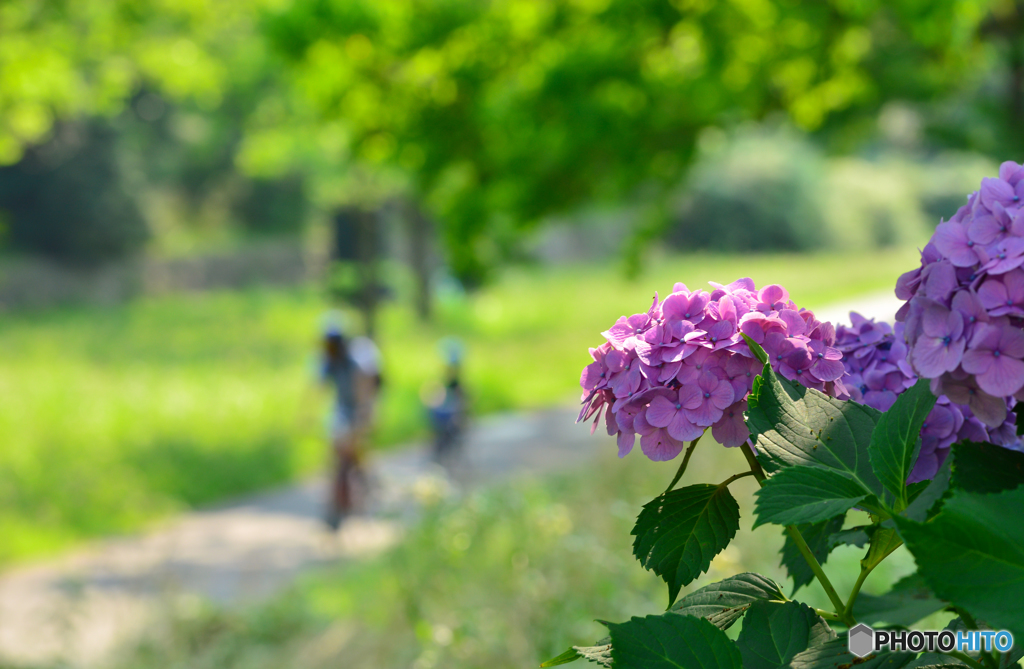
954, 608, 999, 669
843, 565, 872, 619
740, 442, 854, 627
664, 433, 703, 493
785, 525, 853, 626
948, 651, 988, 669
718, 471, 755, 487
740, 440, 766, 481
814, 608, 841, 621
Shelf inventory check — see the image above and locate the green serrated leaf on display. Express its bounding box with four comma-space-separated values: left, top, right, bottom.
736, 601, 835, 669
830, 527, 870, 549
669, 572, 786, 630
743, 333, 769, 364
853, 572, 946, 627
780, 516, 845, 593
868, 379, 936, 508
744, 360, 884, 498
951, 441, 1024, 494
576, 642, 613, 667
632, 484, 740, 606
893, 486, 1024, 639
863, 526, 903, 571
790, 635, 915, 669
903, 457, 952, 522
542, 647, 584, 667
608, 614, 742, 669
754, 466, 871, 528
540, 639, 614, 668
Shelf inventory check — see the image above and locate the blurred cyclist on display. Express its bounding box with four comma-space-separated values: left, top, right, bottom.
428, 338, 467, 466
320, 321, 382, 529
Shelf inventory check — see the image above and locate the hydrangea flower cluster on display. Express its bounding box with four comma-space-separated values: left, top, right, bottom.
836, 313, 1019, 482
578, 279, 847, 461
897, 161, 1024, 427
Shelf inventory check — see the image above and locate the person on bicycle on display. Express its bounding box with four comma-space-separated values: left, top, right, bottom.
320, 323, 381, 529
428, 338, 467, 466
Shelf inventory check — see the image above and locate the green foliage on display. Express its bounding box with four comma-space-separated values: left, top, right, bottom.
607, 614, 741, 669
260, 0, 998, 284
747, 358, 882, 488
0, 120, 148, 265
668, 131, 828, 253
631, 483, 740, 606
736, 601, 835, 669
868, 379, 936, 509
754, 466, 871, 528
853, 573, 946, 628
902, 458, 952, 522
541, 639, 612, 668
668, 572, 786, 631
894, 486, 1024, 638
789, 636, 915, 669
951, 441, 1024, 494
745, 354, 886, 517
779, 516, 847, 593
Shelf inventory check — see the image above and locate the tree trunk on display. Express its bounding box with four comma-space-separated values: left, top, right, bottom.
403, 200, 433, 321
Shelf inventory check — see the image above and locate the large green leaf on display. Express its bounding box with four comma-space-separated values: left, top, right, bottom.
894, 486, 1024, 638
903, 457, 951, 522
951, 441, 1024, 494
868, 379, 936, 507
669, 572, 786, 630
753, 466, 871, 528
632, 484, 740, 606
853, 573, 946, 627
790, 636, 915, 669
746, 359, 883, 497
608, 614, 742, 669
736, 601, 836, 669
779, 516, 846, 593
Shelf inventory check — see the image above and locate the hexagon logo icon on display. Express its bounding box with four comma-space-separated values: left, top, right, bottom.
848, 623, 875, 658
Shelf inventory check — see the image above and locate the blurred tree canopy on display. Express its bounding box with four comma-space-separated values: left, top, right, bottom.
256, 0, 1001, 284
1, 0, 1021, 283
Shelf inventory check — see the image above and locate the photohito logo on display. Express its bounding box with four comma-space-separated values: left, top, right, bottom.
848, 623, 1015, 658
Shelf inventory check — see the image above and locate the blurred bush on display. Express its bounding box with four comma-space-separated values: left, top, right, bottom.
665, 127, 995, 254
668, 129, 827, 253
233, 176, 309, 237
0, 121, 148, 266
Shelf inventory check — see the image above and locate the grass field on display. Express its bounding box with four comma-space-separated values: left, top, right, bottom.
0, 249, 920, 564
101, 445, 955, 669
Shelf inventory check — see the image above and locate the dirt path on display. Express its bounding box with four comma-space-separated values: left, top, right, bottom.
0, 291, 902, 668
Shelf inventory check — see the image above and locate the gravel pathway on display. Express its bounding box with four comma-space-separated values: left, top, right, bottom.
0, 290, 903, 667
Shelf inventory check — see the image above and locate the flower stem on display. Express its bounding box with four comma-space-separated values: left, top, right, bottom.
842, 565, 872, 619
739, 440, 766, 481
740, 442, 854, 627
954, 607, 999, 669
785, 525, 853, 626
948, 651, 988, 669
718, 471, 755, 487
814, 608, 841, 621
664, 433, 703, 493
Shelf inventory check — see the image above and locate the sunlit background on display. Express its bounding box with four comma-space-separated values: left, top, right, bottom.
0, 0, 1021, 667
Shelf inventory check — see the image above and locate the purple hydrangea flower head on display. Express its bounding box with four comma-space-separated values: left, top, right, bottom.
836, 313, 1018, 482
897, 161, 1024, 422
580, 278, 848, 460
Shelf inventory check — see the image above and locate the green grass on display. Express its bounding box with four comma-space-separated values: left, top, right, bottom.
98, 443, 954, 669
0, 249, 920, 564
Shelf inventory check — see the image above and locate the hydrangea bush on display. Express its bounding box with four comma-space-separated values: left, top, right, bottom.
543, 167, 1024, 669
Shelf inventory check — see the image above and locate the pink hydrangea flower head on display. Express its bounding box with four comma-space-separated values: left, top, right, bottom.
897, 161, 1024, 422
580, 278, 848, 460
836, 313, 1019, 482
